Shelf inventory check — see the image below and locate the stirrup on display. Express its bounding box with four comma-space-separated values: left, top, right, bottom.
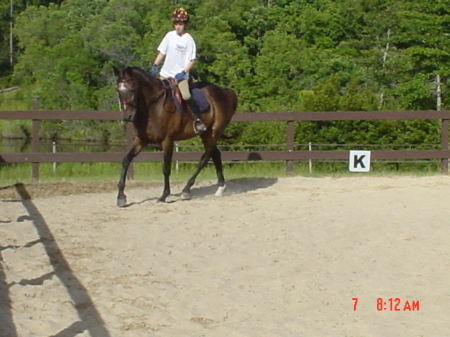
193, 119, 207, 133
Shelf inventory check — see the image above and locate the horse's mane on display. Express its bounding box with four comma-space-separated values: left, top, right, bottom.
126, 66, 161, 87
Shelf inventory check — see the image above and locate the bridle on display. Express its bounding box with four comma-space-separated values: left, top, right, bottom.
117, 79, 136, 113
116, 78, 167, 122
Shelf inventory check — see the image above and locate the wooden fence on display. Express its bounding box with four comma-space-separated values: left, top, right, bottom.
1, 104, 450, 181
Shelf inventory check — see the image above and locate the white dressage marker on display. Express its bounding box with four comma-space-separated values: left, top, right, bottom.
349, 150, 371, 172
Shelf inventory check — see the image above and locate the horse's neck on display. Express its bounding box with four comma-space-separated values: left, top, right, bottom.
133, 79, 167, 123
138, 78, 164, 102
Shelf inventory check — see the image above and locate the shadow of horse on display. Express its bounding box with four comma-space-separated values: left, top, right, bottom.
144, 178, 278, 206
123, 177, 278, 207
187, 177, 278, 199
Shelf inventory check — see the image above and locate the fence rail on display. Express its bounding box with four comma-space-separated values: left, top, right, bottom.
1, 107, 449, 181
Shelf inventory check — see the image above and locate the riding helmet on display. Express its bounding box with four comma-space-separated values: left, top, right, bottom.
171, 8, 189, 23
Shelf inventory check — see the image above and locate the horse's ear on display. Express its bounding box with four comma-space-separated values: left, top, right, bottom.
123, 67, 136, 79
113, 66, 120, 77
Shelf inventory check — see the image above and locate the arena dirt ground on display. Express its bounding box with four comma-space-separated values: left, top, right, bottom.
1, 175, 450, 336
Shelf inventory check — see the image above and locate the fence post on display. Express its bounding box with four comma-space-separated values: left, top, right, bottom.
286, 120, 294, 175
52, 141, 57, 173
175, 142, 179, 172
126, 123, 134, 180
441, 119, 449, 173
31, 99, 40, 182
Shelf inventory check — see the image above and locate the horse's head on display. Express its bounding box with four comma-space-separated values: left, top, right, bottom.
113, 66, 137, 114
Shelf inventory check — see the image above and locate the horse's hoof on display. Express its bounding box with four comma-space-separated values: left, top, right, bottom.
215, 184, 227, 197
180, 192, 191, 200
156, 198, 166, 203
117, 198, 127, 207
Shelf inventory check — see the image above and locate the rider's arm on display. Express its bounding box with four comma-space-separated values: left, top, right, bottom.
184, 59, 196, 73
153, 52, 165, 66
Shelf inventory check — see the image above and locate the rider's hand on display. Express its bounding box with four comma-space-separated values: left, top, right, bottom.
175, 71, 186, 82
150, 64, 159, 76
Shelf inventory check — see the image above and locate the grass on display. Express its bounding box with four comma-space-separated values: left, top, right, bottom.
0, 160, 445, 186
0, 161, 289, 185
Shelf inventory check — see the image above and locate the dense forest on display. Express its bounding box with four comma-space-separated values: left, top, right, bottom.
0, 0, 449, 147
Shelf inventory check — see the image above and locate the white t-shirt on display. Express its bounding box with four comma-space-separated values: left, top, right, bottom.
157, 31, 196, 79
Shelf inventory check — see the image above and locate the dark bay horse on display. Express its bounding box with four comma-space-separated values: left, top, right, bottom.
113, 66, 238, 207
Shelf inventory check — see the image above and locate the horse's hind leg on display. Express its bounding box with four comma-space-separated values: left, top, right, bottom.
180, 134, 216, 200
180, 152, 211, 200
117, 137, 147, 207
210, 146, 226, 196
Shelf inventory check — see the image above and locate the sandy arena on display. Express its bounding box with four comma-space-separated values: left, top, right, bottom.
1, 175, 450, 336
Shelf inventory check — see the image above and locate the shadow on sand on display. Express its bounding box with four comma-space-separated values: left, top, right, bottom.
0, 183, 111, 337
186, 177, 279, 199
120, 177, 279, 207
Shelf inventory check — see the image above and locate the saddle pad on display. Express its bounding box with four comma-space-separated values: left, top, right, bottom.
191, 88, 210, 112
170, 82, 210, 115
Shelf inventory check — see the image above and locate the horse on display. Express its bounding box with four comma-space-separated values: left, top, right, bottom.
113, 66, 238, 207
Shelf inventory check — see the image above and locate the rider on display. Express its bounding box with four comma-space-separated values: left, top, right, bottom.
151, 8, 207, 133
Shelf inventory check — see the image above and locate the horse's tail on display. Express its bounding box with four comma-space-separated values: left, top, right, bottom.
221, 130, 242, 140
219, 88, 241, 140
225, 88, 238, 114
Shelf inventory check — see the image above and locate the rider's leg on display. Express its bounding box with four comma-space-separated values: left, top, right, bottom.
179, 80, 207, 133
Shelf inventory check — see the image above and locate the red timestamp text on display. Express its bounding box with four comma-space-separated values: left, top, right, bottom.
352, 298, 420, 311
377, 298, 420, 311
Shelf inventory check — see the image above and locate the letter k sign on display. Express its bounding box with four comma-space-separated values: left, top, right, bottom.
354, 154, 366, 168
349, 150, 371, 172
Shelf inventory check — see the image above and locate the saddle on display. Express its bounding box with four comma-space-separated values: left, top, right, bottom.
162, 78, 210, 115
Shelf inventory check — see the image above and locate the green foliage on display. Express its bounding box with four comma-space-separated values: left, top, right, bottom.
0, 0, 449, 149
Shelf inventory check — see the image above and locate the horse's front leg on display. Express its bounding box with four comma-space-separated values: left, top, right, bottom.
157, 138, 174, 203
117, 137, 147, 207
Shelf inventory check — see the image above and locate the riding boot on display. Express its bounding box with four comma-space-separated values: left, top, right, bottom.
185, 97, 207, 133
